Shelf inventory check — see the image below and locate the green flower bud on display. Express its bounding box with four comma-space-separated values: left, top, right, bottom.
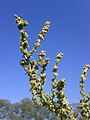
54, 73, 58, 77
53, 64, 58, 72
45, 58, 50, 63
32, 96, 36, 101
32, 48, 36, 52
52, 83, 56, 88
20, 60, 25, 66
56, 52, 63, 59
38, 33, 44, 40
80, 74, 86, 80
83, 68, 88, 73
56, 59, 60, 63
80, 90, 85, 96
84, 64, 90, 68
22, 20, 28, 26
20, 30, 28, 38
38, 50, 46, 57
86, 94, 90, 99
22, 41, 29, 49
59, 90, 65, 97
32, 89, 37, 94
57, 78, 66, 87
30, 80, 36, 86
38, 21, 50, 40
40, 73, 46, 79
46, 93, 50, 98
45, 21, 50, 26
14, 14, 28, 30
31, 74, 36, 80
80, 81, 84, 87
35, 42, 40, 47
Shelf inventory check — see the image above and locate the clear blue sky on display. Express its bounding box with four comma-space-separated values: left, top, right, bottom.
0, 0, 90, 104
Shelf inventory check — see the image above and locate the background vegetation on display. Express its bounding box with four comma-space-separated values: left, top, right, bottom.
0, 98, 85, 120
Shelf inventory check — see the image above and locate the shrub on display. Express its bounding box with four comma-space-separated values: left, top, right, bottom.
14, 14, 90, 120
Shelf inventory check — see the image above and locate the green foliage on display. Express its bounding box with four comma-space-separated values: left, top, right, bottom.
15, 14, 90, 120
0, 98, 59, 120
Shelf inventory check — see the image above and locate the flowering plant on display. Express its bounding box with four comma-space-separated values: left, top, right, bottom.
15, 15, 90, 120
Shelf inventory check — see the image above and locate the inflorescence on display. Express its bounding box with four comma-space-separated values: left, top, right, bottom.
15, 14, 90, 120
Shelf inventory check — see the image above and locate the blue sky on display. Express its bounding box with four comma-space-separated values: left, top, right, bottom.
0, 0, 90, 104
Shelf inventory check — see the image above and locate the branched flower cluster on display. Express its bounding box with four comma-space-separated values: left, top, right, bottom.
15, 15, 90, 120
79, 64, 90, 119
